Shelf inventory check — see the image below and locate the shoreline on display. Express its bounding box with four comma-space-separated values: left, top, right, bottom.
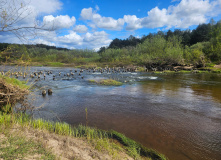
1, 62, 221, 74
0, 113, 167, 160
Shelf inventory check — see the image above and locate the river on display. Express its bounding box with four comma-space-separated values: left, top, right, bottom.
1, 65, 221, 160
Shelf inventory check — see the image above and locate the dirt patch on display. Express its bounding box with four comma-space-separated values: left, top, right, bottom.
4, 125, 133, 160
214, 64, 221, 68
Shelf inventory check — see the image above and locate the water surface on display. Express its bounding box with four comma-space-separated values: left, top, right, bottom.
1, 66, 221, 160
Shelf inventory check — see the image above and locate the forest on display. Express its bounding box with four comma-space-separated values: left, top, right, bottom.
0, 19, 220, 69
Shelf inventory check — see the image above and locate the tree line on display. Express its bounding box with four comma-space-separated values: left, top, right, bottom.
98, 19, 221, 67
0, 19, 220, 67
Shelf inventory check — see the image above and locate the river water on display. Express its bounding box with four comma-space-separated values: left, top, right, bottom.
1, 66, 221, 160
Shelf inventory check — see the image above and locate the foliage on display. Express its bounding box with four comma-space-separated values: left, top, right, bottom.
205, 22, 221, 62
0, 19, 221, 67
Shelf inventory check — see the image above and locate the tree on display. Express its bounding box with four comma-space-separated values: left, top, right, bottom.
182, 30, 191, 46
97, 46, 106, 56
206, 22, 221, 62
190, 23, 211, 45
0, 0, 47, 41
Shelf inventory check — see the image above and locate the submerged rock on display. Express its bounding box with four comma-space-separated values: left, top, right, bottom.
48, 89, 53, 95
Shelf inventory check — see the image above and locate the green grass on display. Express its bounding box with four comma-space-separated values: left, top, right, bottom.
154, 70, 210, 74
0, 113, 167, 160
136, 67, 147, 72
198, 67, 221, 73
178, 70, 192, 73
74, 64, 97, 69
88, 79, 96, 83
89, 79, 123, 86
44, 62, 64, 67
0, 129, 55, 160
0, 74, 29, 90
205, 63, 216, 67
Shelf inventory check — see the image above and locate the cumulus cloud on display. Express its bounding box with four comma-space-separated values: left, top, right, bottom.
18, 0, 62, 26
80, 0, 220, 31
73, 25, 88, 33
141, 0, 216, 29
123, 15, 142, 30
32, 38, 56, 46
43, 15, 76, 30
83, 31, 112, 49
46, 30, 112, 49
80, 7, 125, 30
80, 8, 93, 20
57, 31, 83, 45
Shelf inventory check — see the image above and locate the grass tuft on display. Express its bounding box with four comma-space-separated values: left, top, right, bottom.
89, 79, 123, 86
44, 62, 64, 67
0, 74, 29, 90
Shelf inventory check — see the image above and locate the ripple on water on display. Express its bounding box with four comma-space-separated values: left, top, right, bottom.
1, 65, 221, 160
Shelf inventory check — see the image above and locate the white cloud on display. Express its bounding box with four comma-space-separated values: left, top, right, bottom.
83, 31, 112, 49
0, 0, 63, 41
141, 0, 216, 29
80, 0, 220, 31
80, 8, 93, 20
73, 25, 88, 33
124, 15, 142, 30
57, 31, 83, 45
141, 7, 173, 28
43, 15, 76, 30
92, 13, 124, 30
25, 0, 62, 14
32, 38, 56, 46
51, 31, 111, 49
80, 7, 125, 30
18, 0, 62, 26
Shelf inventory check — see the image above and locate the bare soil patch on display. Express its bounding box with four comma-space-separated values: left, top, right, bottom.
214, 64, 221, 68
1, 125, 134, 160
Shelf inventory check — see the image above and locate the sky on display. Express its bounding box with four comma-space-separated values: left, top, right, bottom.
0, 0, 221, 50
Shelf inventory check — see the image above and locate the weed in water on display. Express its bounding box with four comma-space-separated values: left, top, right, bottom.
88, 79, 123, 86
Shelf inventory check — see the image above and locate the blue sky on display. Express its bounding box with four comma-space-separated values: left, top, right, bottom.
1, 0, 221, 50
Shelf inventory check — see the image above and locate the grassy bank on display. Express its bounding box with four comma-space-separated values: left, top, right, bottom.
0, 75, 29, 113
0, 113, 167, 160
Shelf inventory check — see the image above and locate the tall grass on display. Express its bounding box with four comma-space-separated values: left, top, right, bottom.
0, 112, 167, 160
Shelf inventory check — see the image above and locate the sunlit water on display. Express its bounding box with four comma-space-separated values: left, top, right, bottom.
1, 65, 221, 160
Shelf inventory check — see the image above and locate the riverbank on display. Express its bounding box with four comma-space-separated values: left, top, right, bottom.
0, 75, 167, 160
2, 61, 221, 73
0, 113, 167, 160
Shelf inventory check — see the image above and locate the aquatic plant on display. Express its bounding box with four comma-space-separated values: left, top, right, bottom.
89, 79, 123, 86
